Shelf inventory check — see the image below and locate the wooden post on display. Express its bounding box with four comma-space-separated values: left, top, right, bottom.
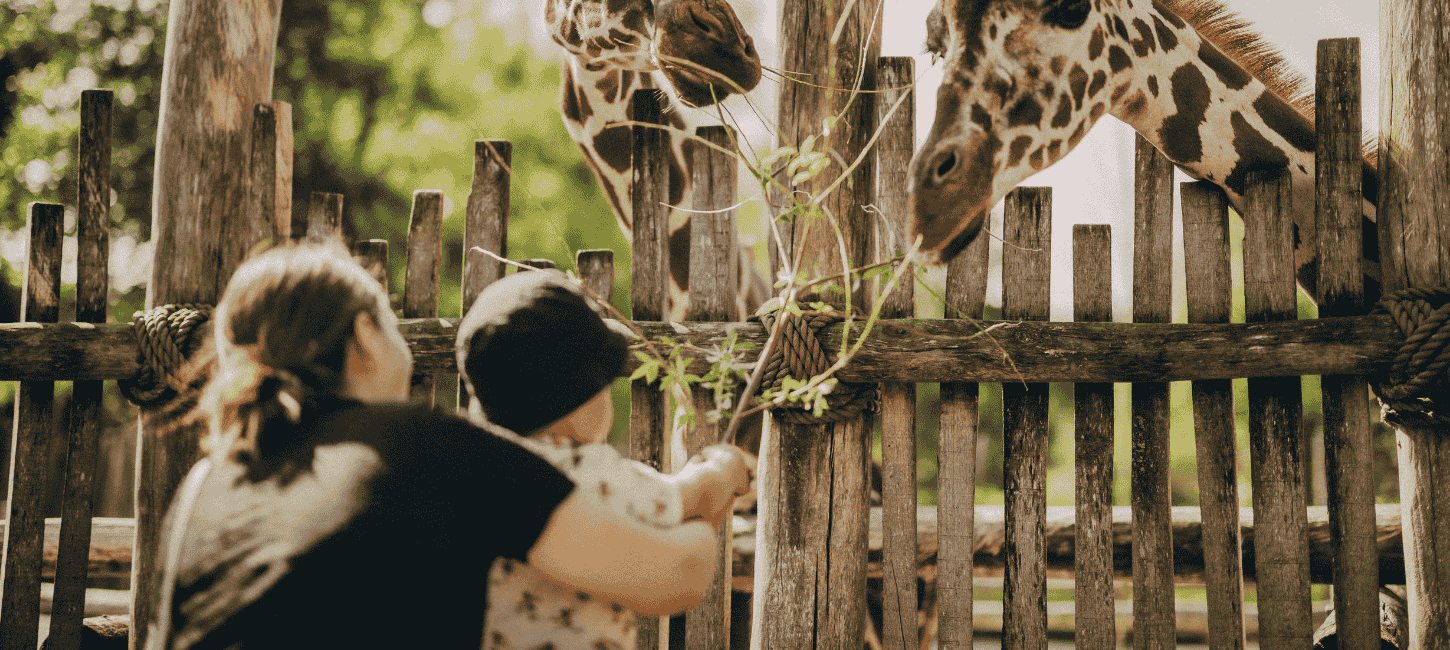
235, 99, 293, 274
1072, 224, 1115, 649
577, 250, 615, 306
1379, 16, 1450, 639
460, 140, 511, 407
630, 88, 670, 650
1242, 169, 1312, 648
404, 190, 445, 406
1182, 181, 1246, 649
49, 90, 113, 650
306, 191, 345, 244
1313, 37, 1381, 650
1131, 134, 1176, 650
875, 55, 917, 650
936, 193, 991, 650
133, 2, 282, 645
752, 0, 879, 647
1, 204, 62, 650
684, 124, 737, 650
351, 240, 390, 294
999, 188, 1050, 649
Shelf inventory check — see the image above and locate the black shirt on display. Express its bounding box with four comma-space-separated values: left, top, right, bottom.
160, 400, 575, 649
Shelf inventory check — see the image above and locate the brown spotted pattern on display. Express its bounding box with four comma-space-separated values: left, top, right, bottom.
546, 0, 767, 320
911, 0, 1381, 298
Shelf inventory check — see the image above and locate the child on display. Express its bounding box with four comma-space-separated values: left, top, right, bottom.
457, 269, 752, 650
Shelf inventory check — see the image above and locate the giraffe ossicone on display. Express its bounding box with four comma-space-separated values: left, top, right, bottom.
547, 0, 767, 321
911, 0, 1380, 302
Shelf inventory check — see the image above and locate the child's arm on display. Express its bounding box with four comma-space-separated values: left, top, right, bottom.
670, 444, 754, 527
527, 486, 719, 615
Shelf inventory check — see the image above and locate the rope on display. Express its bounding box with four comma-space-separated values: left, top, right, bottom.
1371, 287, 1450, 428
754, 308, 876, 424
118, 304, 214, 408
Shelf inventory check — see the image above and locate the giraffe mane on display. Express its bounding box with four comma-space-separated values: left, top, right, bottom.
1159, 0, 1377, 164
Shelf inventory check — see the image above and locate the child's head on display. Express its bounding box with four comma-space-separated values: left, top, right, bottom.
456, 270, 631, 443
197, 242, 410, 461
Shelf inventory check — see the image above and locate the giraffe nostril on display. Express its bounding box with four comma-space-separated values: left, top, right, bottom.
691, 9, 715, 37
934, 151, 958, 182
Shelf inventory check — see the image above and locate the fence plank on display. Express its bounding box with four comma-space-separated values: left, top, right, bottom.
937, 192, 991, 650
874, 55, 919, 650
1243, 170, 1312, 648
1131, 133, 1176, 650
404, 189, 445, 406
351, 240, 390, 294
1182, 181, 1246, 650
306, 191, 345, 244
1000, 187, 1051, 650
49, 90, 113, 650
629, 88, 670, 650
237, 99, 292, 269
577, 250, 615, 307
682, 124, 737, 650
463, 140, 511, 309
1, 203, 62, 650
1072, 224, 1115, 650
1315, 37, 1380, 650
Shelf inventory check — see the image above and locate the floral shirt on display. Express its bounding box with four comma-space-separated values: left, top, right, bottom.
483, 433, 682, 650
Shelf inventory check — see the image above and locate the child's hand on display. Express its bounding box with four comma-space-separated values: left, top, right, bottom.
678, 445, 755, 529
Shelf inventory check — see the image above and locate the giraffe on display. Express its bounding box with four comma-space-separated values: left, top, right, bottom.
544, 0, 769, 321
908, 0, 1380, 303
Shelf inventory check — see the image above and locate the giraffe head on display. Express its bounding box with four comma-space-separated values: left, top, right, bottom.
654, 0, 762, 107
909, 0, 1123, 262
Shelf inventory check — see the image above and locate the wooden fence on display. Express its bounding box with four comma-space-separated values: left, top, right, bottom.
0, 18, 1438, 650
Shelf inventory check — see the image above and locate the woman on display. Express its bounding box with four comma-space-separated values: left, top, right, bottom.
148, 243, 728, 649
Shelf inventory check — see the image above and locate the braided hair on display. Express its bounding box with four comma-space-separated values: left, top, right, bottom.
192, 242, 392, 465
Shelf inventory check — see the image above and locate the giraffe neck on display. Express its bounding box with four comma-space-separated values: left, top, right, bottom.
1099, 0, 1377, 293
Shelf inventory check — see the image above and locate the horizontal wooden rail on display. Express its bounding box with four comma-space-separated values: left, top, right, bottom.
0, 314, 1401, 383
16, 505, 1402, 591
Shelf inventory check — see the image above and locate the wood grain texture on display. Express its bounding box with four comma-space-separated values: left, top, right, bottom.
233, 99, 292, 282
1072, 224, 1115, 650
875, 55, 918, 650
1182, 181, 1246, 650
0, 314, 1412, 383
463, 139, 511, 311
1242, 170, 1312, 648
1131, 134, 1175, 650
753, 1, 880, 646
350, 239, 390, 294
3, 204, 62, 650
51, 93, 113, 650
134, 3, 283, 644
937, 192, 990, 650
1379, 9, 1450, 647
576, 250, 615, 307
305, 191, 345, 244
1316, 38, 1380, 650
1000, 188, 1050, 650
629, 88, 669, 650
404, 189, 444, 406
684, 124, 735, 650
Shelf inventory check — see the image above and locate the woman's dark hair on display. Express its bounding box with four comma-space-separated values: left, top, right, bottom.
192, 242, 390, 464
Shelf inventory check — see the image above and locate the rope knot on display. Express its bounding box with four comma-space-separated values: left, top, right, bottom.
754, 305, 876, 424
1371, 287, 1450, 428
118, 303, 214, 407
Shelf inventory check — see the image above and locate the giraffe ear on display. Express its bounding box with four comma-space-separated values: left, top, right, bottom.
1042, 0, 1092, 30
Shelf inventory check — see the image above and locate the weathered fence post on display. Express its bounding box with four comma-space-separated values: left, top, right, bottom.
49, 89, 114, 650
684, 124, 737, 650
1316, 37, 1380, 650
132, 2, 283, 647
404, 190, 445, 406
305, 191, 346, 244
1072, 224, 1115, 649
752, 0, 879, 646
1000, 187, 1051, 649
875, 55, 918, 650
1242, 169, 1312, 647
1182, 181, 1246, 649
1, 204, 62, 650
1379, 1, 1450, 644
630, 88, 671, 650
1131, 134, 1176, 650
